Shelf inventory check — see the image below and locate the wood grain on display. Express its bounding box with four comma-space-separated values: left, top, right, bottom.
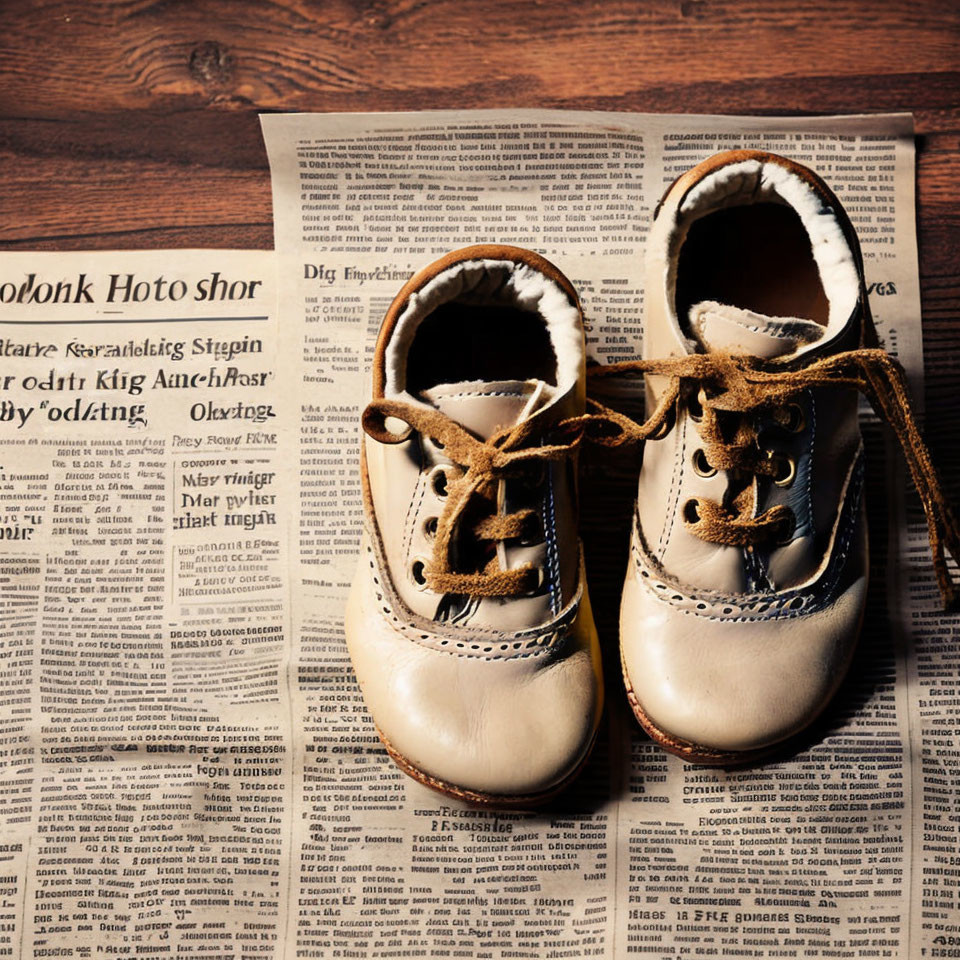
0, 0, 957, 500
0, 2, 957, 111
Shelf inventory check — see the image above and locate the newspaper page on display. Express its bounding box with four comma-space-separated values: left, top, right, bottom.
0, 111, 952, 960
0, 251, 295, 957
261, 109, 958, 960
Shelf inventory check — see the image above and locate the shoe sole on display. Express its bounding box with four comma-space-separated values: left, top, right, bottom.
376, 723, 601, 809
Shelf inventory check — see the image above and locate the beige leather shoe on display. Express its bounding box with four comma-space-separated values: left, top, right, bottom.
597, 151, 958, 765
346, 245, 604, 804
614, 151, 882, 764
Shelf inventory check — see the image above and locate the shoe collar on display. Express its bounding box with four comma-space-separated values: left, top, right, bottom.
649, 150, 871, 367
373, 246, 583, 405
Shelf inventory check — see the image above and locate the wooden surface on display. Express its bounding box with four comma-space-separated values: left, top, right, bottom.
0, 0, 957, 498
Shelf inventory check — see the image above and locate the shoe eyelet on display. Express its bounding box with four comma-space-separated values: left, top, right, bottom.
410, 557, 429, 591
429, 465, 451, 498
768, 451, 796, 487
423, 516, 439, 540
782, 403, 805, 433
776, 509, 796, 545
527, 565, 546, 596
683, 498, 701, 525
691, 448, 717, 478
687, 388, 706, 423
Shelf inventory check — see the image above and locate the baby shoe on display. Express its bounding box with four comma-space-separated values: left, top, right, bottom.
593, 150, 959, 764
346, 244, 604, 803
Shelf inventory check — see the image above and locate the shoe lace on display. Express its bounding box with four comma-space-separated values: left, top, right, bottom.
586, 348, 960, 610
362, 398, 595, 598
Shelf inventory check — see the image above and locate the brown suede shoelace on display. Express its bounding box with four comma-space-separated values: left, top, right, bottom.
588, 348, 960, 610
362, 399, 590, 598
363, 348, 959, 609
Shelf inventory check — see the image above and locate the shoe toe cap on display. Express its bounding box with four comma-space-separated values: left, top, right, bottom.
620, 560, 867, 756
346, 565, 603, 800
378, 643, 600, 798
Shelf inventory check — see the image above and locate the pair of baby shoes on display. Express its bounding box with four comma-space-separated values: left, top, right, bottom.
346, 149, 959, 805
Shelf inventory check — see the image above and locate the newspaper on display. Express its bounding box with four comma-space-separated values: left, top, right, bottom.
0, 252, 295, 958
1, 110, 956, 959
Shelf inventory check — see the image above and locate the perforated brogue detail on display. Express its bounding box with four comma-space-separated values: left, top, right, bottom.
363, 542, 580, 661
631, 452, 864, 622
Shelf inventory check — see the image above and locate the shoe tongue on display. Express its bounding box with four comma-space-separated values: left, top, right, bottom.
689, 300, 825, 359
419, 379, 554, 440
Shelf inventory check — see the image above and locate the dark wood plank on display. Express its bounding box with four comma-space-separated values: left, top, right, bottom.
0, 152, 270, 246
0, 1, 957, 112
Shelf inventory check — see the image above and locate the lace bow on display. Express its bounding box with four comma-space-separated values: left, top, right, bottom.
362, 398, 588, 598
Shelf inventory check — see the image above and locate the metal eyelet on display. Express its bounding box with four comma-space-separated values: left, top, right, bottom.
423, 516, 438, 540
692, 448, 717, 478
527, 565, 546, 595
767, 451, 796, 488
409, 557, 430, 591
782, 402, 806, 433
683, 498, 701, 525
